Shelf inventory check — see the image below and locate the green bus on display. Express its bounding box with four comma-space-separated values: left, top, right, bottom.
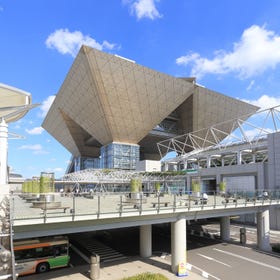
14, 236, 70, 276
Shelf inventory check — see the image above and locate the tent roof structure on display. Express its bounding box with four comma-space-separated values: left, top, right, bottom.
0, 83, 32, 123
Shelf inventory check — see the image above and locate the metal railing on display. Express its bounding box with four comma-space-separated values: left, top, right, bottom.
11, 190, 280, 223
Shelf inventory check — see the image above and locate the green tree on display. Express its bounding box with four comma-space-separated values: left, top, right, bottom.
219, 181, 226, 193
130, 178, 141, 193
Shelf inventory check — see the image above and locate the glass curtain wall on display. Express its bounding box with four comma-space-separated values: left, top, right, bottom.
101, 143, 140, 170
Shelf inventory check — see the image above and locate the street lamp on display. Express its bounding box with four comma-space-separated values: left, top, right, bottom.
0, 83, 38, 279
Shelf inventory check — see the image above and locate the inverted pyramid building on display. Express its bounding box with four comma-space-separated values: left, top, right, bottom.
42, 46, 258, 171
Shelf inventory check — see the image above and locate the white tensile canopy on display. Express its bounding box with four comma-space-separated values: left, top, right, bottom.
0, 83, 31, 123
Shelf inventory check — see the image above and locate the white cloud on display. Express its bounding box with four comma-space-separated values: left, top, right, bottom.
242, 94, 280, 110
46, 167, 64, 173
25, 127, 44, 135
124, 0, 162, 20
246, 80, 255, 91
18, 144, 48, 155
244, 127, 273, 139
40, 95, 55, 117
176, 25, 280, 79
46, 29, 118, 57
53, 167, 64, 172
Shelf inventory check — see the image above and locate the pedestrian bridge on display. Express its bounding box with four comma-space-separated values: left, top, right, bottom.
11, 190, 279, 274
13, 190, 279, 237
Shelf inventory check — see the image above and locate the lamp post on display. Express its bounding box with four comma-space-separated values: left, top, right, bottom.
0, 83, 38, 280
0, 118, 9, 195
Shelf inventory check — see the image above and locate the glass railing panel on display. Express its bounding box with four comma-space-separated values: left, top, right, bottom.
13, 193, 48, 221
97, 194, 122, 215
12, 189, 280, 223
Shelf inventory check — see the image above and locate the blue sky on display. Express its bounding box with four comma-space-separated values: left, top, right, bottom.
1, 0, 280, 179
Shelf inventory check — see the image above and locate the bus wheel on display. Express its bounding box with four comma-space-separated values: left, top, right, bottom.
36, 262, 49, 273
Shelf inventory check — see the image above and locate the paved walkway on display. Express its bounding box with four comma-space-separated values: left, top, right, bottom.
23, 256, 205, 280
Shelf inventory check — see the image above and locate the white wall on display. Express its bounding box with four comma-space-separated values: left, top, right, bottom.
223, 175, 255, 193
136, 160, 161, 172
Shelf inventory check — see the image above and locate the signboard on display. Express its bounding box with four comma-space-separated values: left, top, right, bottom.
177, 261, 188, 277
186, 169, 198, 174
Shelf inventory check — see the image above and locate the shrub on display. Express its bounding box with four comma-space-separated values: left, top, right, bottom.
191, 179, 201, 193
219, 181, 226, 192
155, 182, 161, 192
130, 178, 142, 193
122, 273, 169, 280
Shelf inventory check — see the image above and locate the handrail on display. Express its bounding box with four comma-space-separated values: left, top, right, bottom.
11, 189, 280, 224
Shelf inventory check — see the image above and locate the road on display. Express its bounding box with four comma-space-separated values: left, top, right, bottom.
198, 221, 280, 246
18, 223, 280, 280
188, 242, 280, 280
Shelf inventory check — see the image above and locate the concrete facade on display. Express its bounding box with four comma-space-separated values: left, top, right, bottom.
257, 208, 271, 251
165, 131, 280, 229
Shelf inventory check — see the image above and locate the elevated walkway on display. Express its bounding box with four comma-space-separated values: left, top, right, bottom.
12, 191, 280, 239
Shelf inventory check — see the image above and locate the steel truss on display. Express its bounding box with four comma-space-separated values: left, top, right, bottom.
157, 105, 280, 164
60, 169, 186, 192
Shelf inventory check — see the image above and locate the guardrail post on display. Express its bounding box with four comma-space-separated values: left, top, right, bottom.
97, 194, 100, 218
119, 195, 123, 216
71, 194, 75, 221
44, 196, 47, 223
173, 194, 176, 212
214, 191, 216, 208
139, 193, 142, 215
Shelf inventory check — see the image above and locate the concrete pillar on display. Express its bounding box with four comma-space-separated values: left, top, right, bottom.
257, 209, 271, 251
171, 217, 186, 274
140, 224, 152, 258
252, 153, 256, 163
237, 151, 242, 165
221, 157, 225, 167
220, 216, 230, 241
207, 156, 211, 168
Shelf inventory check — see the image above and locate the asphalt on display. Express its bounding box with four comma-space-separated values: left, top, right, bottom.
22, 256, 206, 280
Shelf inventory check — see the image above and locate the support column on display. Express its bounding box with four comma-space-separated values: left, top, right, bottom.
257, 209, 271, 251
207, 156, 211, 168
0, 119, 9, 195
220, 216, 230, 241
216, 174, 221, 193
140, 224, 152, 258
252, 153, 256, 163
171, 217, 186, 274
186, 176, 191, 193
183, 161, 187, 171
237, 151, 242, 165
